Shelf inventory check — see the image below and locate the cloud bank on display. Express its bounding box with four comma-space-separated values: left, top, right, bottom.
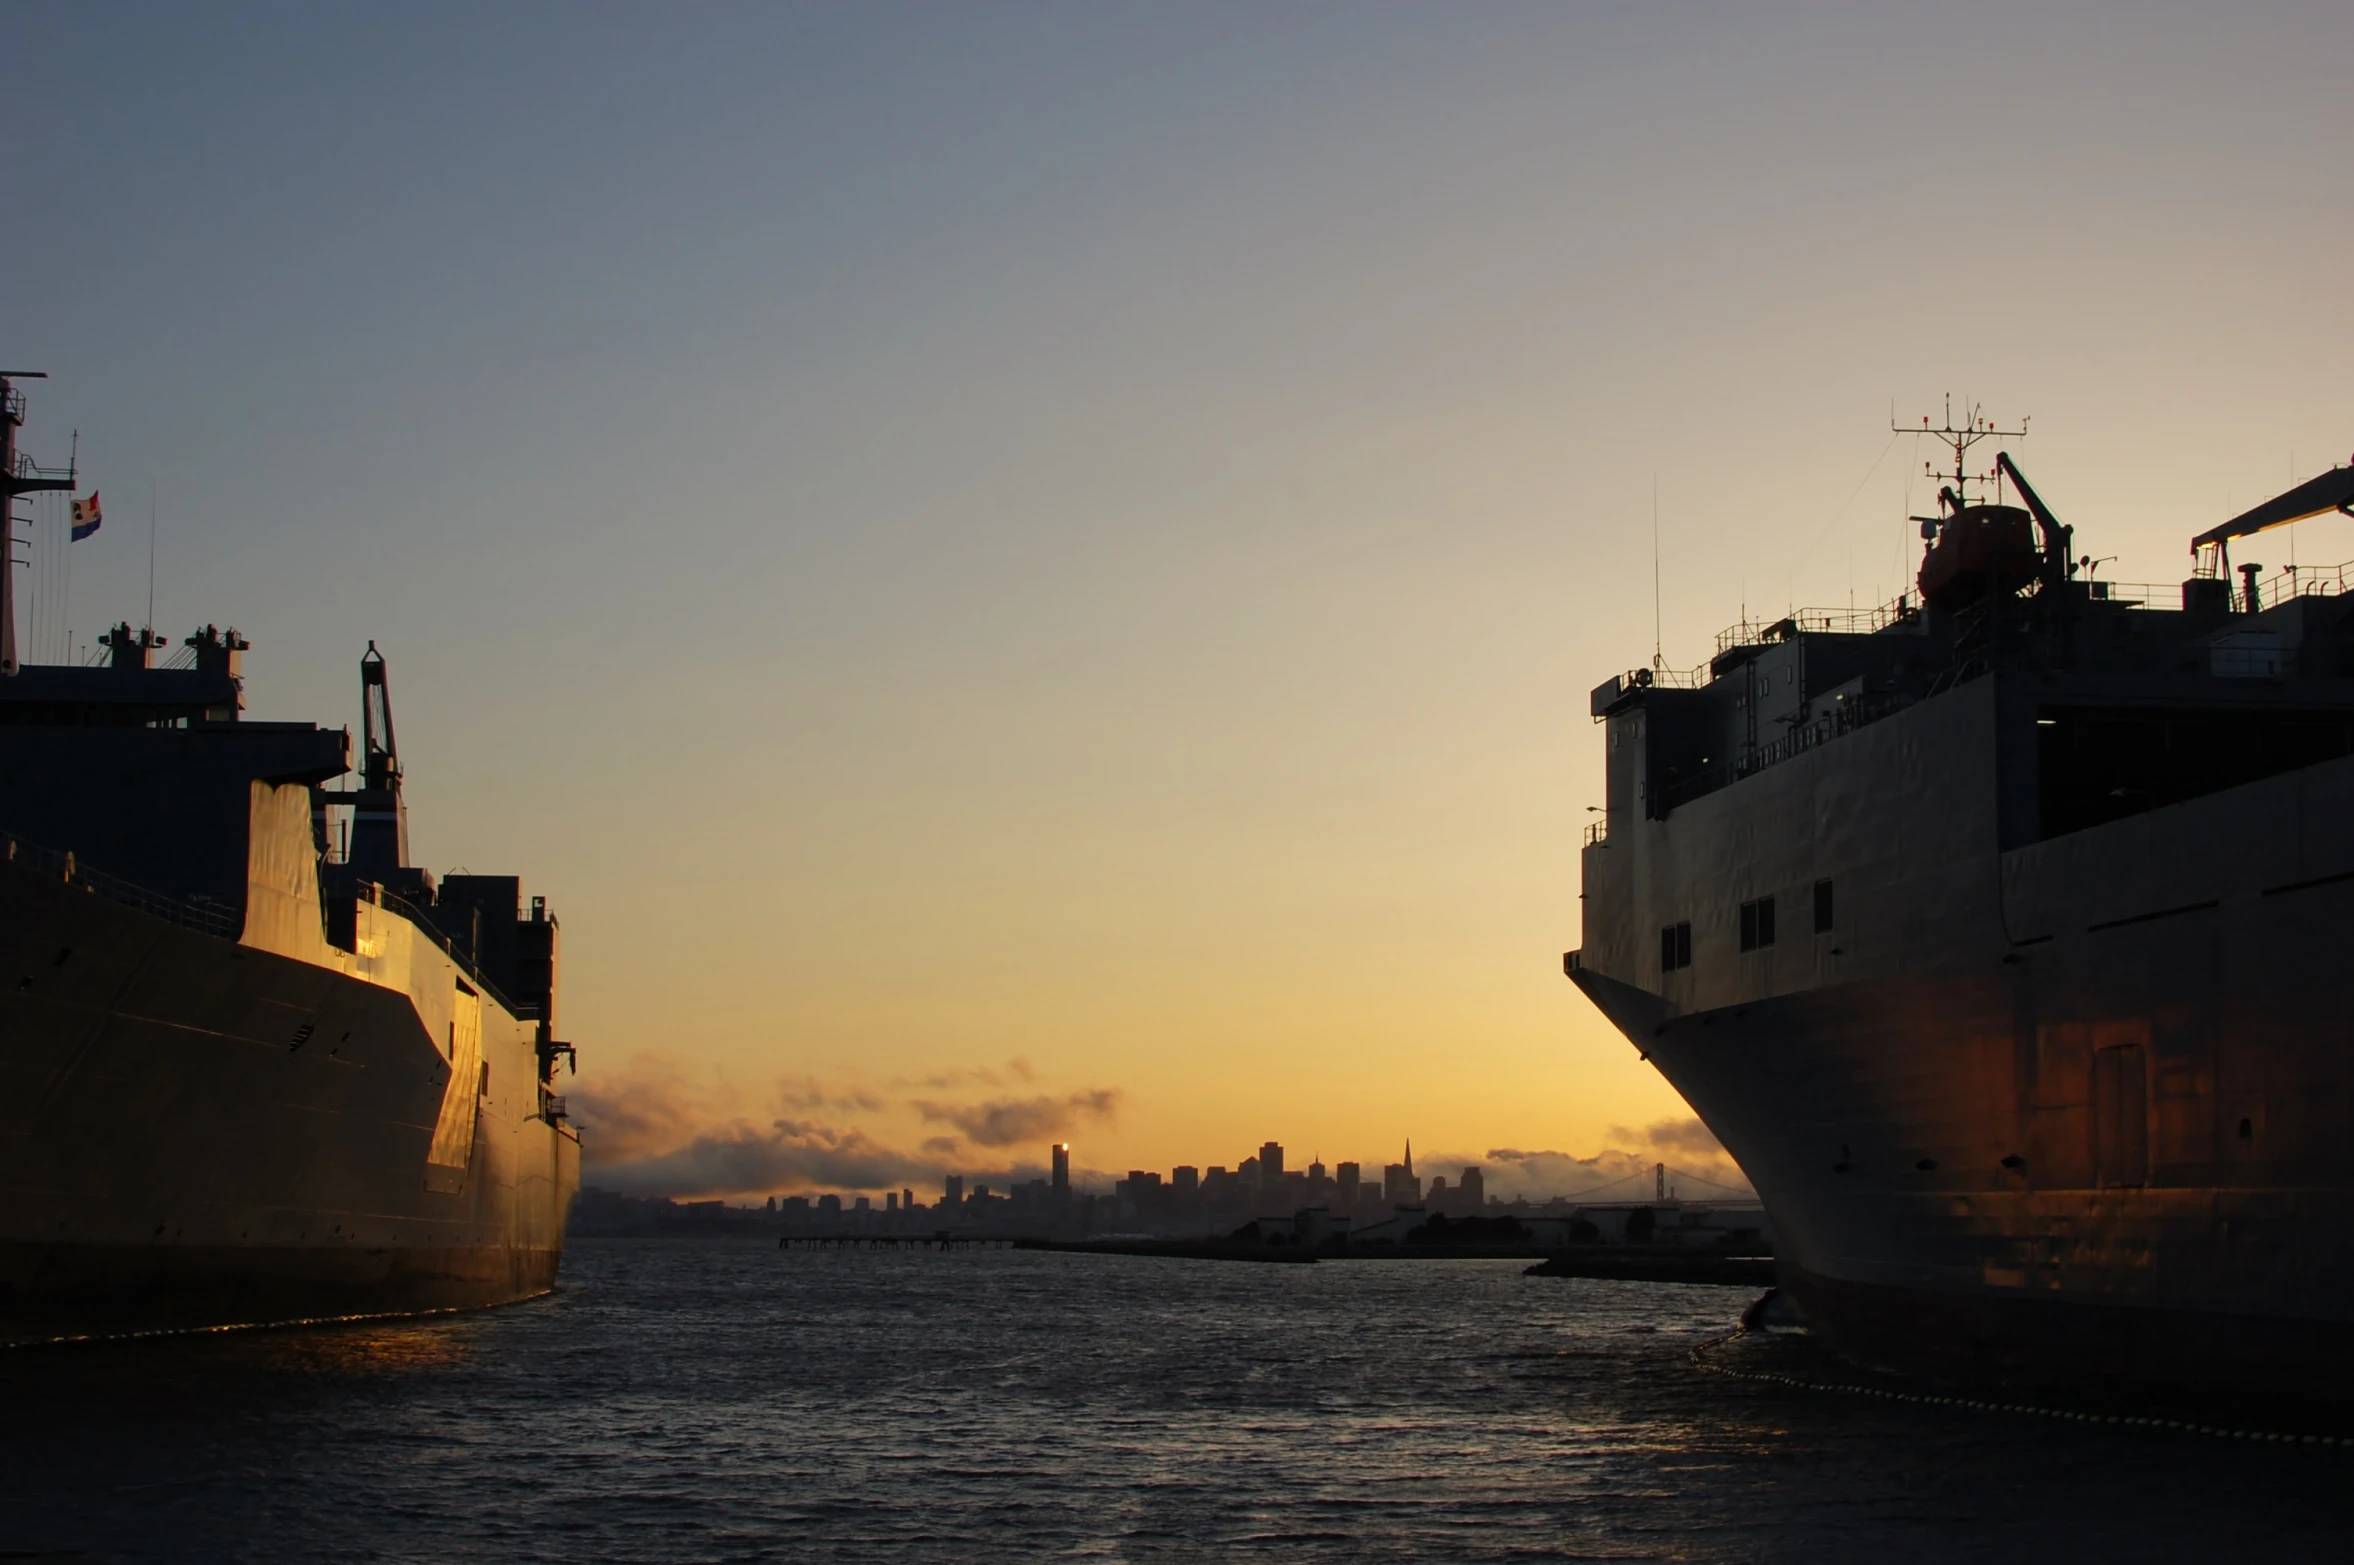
910, 1090, 1122, 1148
1607, 1115, 1731, 1159
892, 1058, 1037, 1091
1453, 1119, 1752, 1201
588, 1119, 942, 1199
569, 1053, 1122, 1200
570, 1055, 1748, 1203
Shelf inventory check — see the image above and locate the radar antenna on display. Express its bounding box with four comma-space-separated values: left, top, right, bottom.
1898, 394, 2028, 526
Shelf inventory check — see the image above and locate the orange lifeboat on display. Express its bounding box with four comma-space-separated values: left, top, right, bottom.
1917, 504, 2040, 612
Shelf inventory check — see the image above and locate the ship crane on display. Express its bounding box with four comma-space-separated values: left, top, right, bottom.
315, 641, 433, 904
350, 642, 410, 874
2189, 462, 2354, 608
361, 641, 400, 791
1992, 451, 2074, 597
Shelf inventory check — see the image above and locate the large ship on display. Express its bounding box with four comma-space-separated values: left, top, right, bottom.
0, 371, 578, 1342
1566, 406, 2354, 1400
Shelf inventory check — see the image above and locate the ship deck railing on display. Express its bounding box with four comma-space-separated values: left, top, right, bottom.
1713, 597, 1923, 657
1610, 603, 1932, 713
2234, 556, 2351, 613
1604, 664, 1711, 694
1690, 555, 2354, 668
2080, 580, 2166, 607
1995, 556, 2354, 616
2080, 578, 2209, 609
1650, 688, 1916, 815
1, 833, 240, 939
1743, 692, 1906, 773
360, 883, 526, 1018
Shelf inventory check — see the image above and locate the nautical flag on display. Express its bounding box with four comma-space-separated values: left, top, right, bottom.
69, 491, 102, 542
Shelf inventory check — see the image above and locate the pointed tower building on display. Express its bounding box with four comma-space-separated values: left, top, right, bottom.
1383, 1139, 1423, 1207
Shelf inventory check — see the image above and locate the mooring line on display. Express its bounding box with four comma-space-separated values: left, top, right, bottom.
1689, 1330, 2353, 1448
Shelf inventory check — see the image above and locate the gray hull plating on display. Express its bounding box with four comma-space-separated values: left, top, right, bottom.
1575, 674, 2354, 1398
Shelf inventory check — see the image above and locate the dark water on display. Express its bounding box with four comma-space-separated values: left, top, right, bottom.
1, 1240, 2345, 1562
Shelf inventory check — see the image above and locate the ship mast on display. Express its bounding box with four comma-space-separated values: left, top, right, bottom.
1898, 394, 2028, 521
0, 371, 79, 677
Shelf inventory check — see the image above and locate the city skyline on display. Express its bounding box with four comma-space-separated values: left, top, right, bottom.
585, 1126, 1751, 1210
569, 1126, 1759, 1247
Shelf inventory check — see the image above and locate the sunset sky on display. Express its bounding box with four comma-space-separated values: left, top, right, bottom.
13, 3, 2352, 1198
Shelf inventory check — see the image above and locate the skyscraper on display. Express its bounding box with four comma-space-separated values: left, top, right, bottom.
1259, 1141, 1285, 1183
1459, 1165, 1485, 1212
944, 1173, 964, 1208
1052, 1143, 1070, 1194
1335, 1162, 1361, 1205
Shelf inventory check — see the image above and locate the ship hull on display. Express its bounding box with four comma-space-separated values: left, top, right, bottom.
1582, 955, 2354, 1400
1574, 679, 2354, 1403
0, 1242, 562, 1340
1769, 1263, 2354, 1397
0, 855, 577, 1344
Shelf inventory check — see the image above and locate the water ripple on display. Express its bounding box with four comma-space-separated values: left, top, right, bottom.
0, 1243, 2343, 1562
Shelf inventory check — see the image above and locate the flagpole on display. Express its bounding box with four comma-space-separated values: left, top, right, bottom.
148, 480, 156, 638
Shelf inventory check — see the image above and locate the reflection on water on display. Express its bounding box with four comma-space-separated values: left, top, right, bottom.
242, 1318, 482, 1377
0, 1242, 2344, 1563
7, 1312, 480, 1396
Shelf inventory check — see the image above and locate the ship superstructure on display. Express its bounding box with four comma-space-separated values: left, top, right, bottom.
1567, 408, 2354, 1397
0, 371, 578, 1341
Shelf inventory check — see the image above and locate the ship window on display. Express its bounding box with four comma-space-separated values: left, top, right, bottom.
1739, 896, 1776, 951
1813, 879, 1834, 932
2038, 706, 2354, 840
1659, 921, 1692, 972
